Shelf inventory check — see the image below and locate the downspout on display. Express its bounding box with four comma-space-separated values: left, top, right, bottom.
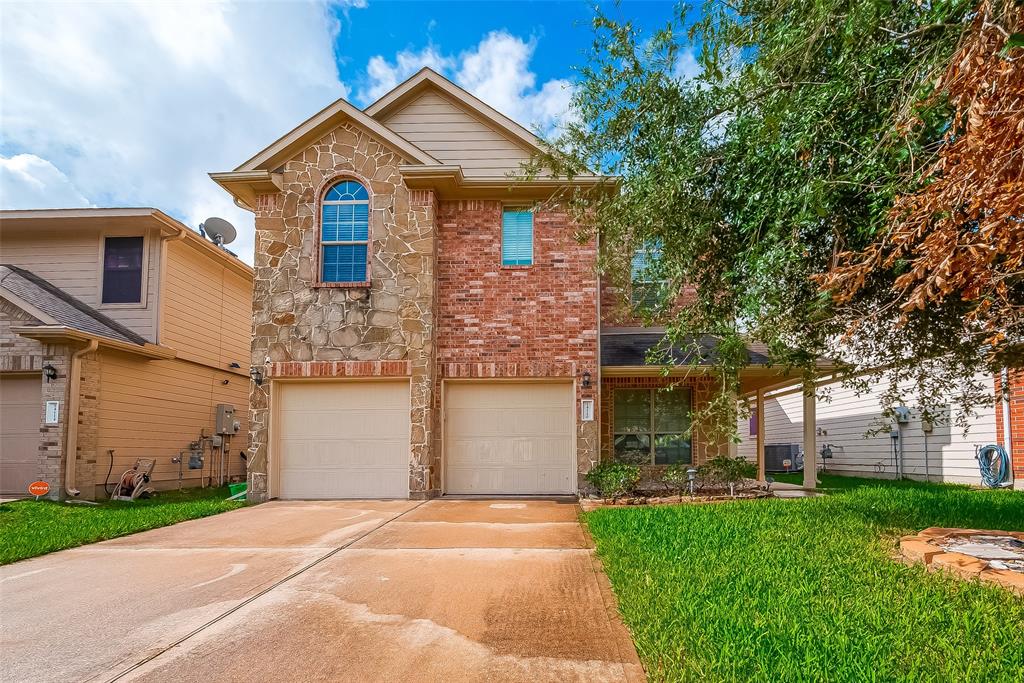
64, 339, 98, 497
1001, 368, 1014, 486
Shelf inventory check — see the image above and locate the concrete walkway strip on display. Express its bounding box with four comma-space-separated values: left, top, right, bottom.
102, 500, 427, 683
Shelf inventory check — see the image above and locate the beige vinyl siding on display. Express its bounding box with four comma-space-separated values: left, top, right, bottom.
737, 374, 997, 484
160, 239, 252, 370
0, 227, 159, 341
382, 91, 535, 177
95, 350, 249, 490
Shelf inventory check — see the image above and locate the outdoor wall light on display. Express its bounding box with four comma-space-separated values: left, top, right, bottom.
42, 364, 58, 382
249, 366, 264, 386
228, 362, 241, 369
581, 370, 592, 388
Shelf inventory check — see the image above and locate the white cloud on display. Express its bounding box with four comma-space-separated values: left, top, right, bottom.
362, 31, 576, 138
0, 0, 351, 264
672, 48, 702, 83
360, 46, 454, 102
0, 154, 93, 209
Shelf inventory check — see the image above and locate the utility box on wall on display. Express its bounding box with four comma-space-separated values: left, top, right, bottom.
215, 404, 240, 435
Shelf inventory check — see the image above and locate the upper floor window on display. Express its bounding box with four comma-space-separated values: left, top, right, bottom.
102, 236, 144, 304
631, 240, 664, 309
321, 180, 369, 284
502, 207, 533, 266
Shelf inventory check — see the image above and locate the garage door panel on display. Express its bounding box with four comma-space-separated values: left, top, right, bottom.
0, 375, 41, 496
277, 381, 409, 499
445, 382, 575, 495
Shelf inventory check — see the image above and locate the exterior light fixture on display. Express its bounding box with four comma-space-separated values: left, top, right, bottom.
42, 364, 58, 382
249, 366, 264, 386
228, 362, 241, 369
687, 467, 697, 495
581, 370, 592, 388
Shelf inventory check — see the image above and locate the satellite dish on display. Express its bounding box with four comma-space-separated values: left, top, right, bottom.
200, 217, 236, 247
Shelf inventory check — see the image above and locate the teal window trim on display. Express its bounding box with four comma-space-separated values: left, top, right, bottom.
502, 207, 534, 266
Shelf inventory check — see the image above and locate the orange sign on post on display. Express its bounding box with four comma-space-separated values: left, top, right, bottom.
28, 481, 50, 499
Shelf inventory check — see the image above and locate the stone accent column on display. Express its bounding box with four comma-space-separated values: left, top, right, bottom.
39, 344, 70, 500
408, 189, 438, 497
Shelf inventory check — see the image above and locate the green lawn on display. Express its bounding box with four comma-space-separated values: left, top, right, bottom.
585, 476, 1024, 682
0, 486, 244, 565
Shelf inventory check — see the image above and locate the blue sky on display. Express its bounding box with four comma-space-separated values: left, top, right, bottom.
0, 0, 689, 263
335, 1, 683, 106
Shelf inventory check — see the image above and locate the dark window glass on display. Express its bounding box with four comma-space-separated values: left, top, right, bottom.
613, 387, 692, 465
102, 236, 144, 303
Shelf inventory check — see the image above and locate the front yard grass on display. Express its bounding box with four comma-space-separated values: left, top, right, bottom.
585, 477, 1024, 682
0, 486, 244, 565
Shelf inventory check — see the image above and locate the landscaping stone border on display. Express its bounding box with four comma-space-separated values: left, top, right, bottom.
900, 527, 1024, 595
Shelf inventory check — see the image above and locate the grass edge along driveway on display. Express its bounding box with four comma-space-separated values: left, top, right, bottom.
585, 477, 1024, 682
0, 486, 243, 565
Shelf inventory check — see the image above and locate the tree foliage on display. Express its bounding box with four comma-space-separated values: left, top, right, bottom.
536, 0, 1022, 434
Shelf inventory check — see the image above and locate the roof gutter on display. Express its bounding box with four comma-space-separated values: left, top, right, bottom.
64, 339, 98, 498
11, 326, 176, 360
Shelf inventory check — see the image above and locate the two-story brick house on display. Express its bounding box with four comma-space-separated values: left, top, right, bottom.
214, 69, 793, 502
0, 208, 252, 499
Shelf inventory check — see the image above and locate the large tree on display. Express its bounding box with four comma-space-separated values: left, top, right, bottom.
538, 0, 1023, 434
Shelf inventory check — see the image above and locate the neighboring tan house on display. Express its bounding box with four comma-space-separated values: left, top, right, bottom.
0, 208, 252, 500
212, 68, 804, 501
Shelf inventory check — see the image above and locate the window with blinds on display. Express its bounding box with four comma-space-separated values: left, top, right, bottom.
321, 180, 370, 283
501, 208, 533, 266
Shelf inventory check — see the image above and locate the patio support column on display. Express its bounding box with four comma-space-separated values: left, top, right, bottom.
802, 380, 817, 489
755, 388, 766, 481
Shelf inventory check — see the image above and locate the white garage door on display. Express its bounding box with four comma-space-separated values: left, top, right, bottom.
0, 374, 41, 496
277, 381, 409, 499
445, 382, 575, 495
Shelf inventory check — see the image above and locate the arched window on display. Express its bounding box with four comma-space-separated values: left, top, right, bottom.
320, 179, 370, 284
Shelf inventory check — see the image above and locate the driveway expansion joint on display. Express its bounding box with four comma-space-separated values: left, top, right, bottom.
101, 500, 427, 683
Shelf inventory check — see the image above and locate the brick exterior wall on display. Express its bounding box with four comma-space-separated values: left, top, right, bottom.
247, 122, 438, 501
435, 200, 600, 484
599, 277, 697, 328
994, 370, 1024, 486
600, 375, 724, 466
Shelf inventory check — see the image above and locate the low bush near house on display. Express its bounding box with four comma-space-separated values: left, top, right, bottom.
660, 463, 691, 498
698, 455, 757, 496
585, 462, 642, 500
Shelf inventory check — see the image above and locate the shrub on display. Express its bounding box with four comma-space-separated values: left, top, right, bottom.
661, 463, 693, 499
697, 456, 757, 496
586, 462, 642, 500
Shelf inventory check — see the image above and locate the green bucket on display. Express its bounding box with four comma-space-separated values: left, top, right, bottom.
228, 482, 247, 499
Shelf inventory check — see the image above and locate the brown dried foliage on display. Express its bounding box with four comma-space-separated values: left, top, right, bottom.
823, 2, 1024, 350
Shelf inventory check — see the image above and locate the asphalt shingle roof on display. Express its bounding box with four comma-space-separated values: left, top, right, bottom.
0, 264, 148, 346
600, 332, 772, 367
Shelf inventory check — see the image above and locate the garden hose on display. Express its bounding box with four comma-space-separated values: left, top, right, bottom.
976, 444, 1010, 488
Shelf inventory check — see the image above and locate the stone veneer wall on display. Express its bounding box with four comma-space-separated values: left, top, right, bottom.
247, 122, 438, 501
434, 200, 600, 485
600, 375, 724, 466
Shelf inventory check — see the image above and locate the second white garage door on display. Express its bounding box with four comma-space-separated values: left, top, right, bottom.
445, 382, 575, 495
276, 381, 409, 499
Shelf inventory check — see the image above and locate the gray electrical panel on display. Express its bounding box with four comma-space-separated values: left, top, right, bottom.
215, 404, 240, 435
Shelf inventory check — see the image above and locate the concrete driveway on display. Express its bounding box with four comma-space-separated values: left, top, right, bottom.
0, 499, 643, 682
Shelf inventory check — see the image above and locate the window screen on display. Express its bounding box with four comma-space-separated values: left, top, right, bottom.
321, 180, 369, 283
502, 208, 533, 266
102, 236, 144, 304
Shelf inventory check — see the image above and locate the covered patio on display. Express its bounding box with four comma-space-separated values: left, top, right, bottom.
600, 329, 834, 488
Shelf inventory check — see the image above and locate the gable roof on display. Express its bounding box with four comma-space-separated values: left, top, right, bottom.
364, 68, 547, 155
234, 96, 439, 173
0, 265, 149, 346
